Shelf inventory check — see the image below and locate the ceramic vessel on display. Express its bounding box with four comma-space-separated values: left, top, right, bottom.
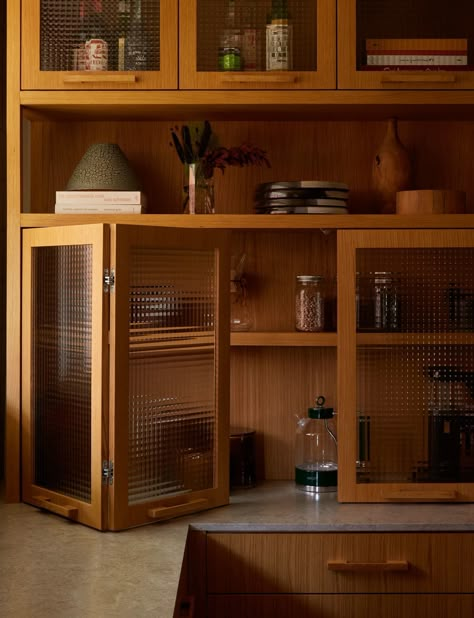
66, 143, 141, 191
372, 118, 413, 214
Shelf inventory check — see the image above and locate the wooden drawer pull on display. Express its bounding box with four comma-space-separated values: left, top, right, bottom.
63, 74, 137, 84
384, 490, 458, 502
33, 495, 79, 517
380, 74, 456, 84
148, 498, 208, 520
220, 73, 297, 84
327, 560, 409, 572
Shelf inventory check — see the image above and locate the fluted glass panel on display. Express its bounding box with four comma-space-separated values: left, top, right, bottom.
356, 248, 474, 484
128, 248, 216, 504
32, 245, 92, 502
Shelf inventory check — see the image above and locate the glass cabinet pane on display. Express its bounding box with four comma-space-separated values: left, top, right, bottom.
127, 246, 217, 504
31, 245, 93, 502
356, 247, 474, 486
40, 0, 160, 72
196, 0, 317, 73
356, 0, 473, 72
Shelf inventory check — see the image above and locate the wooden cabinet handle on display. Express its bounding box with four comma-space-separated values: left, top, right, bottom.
33, 495, 79, 517
380, 73, 456, 84
63, 74, 137, 84
220, 73, 297, 84
327, 560, 409, 572
147, 498, 208, 520
384, 490, 458, 502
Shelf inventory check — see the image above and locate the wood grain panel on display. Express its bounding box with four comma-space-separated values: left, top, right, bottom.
208, 593, 474, 618
206, 532, 474, 594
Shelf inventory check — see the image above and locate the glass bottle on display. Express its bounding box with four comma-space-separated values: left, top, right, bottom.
240, 1, 258, 71
230, 253, 252, 330
295, 275, 325, 332
219, 0, 242, 71
84, 0, 109, 71
125, 0, 148, 70
72, 1, 87, 71
266, 0, 293, 71
117, 0, 131, 71
295, 396, 338, 493
356, 272, 400, 331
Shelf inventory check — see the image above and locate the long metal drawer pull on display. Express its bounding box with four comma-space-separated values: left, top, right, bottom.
327, 560, 409, 572
220, 74, 297, 84
33, 495, 79, 517
384, 489, 458, 501
380, 74, 456, 84
147, 498, 208, 520
63, 75, 137, 84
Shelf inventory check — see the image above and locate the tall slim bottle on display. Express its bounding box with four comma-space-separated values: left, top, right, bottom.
117, 0, 131, 71
266, 0, 293, 71
218, 0, 242, 71
125, 0, 148, 70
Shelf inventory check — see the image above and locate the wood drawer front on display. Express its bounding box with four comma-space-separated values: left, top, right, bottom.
206, 532, 474, 594
208, 594, 474, 618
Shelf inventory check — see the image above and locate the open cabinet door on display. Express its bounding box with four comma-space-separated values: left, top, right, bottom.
22, 224, 109, 530
108, 226, 230, 530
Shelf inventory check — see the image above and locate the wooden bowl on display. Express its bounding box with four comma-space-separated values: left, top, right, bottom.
396, 190, 466, 215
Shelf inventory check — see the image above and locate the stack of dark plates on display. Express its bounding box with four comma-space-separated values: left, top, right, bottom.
254, 181, 349, 214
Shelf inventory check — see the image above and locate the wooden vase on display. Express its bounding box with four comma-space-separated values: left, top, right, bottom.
372, 118, 413, 214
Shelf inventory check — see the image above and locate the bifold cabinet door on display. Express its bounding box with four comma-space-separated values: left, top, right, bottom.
21, 0, 178, 90
22, 224, 109, 530
108, 225, 230, 530
337, 229, 474, 503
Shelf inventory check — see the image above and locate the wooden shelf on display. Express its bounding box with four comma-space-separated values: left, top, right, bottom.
356, 333, 474, 345
231, 331, 337, 347
20, 90, 474, 121
19, 213, 474, 230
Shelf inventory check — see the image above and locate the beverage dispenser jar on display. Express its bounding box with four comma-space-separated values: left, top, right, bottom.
295, 396, 338, 493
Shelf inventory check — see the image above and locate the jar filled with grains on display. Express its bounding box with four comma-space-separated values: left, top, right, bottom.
295, 275, 326, 332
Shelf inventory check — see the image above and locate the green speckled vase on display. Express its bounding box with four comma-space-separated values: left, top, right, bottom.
66, 143, 141, 191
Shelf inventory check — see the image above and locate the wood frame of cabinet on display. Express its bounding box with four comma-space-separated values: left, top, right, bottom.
21, 0, 178, 90
7, 0, 474, 504
179, 0, 336, 90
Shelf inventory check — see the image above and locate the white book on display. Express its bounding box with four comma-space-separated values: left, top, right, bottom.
55, 203, 143, 214
367, 54, 467, 66
55, 190, 144, 205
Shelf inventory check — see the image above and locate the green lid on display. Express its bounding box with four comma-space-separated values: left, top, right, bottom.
308, 395, 334, 419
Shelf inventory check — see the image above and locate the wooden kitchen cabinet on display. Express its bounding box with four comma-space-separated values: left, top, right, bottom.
21, 0, 178, 90
185, 530, 474, 618
338, 0, 474, 90
21, 223, 230, 530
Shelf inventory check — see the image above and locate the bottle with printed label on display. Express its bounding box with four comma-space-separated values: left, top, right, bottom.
266, 0, 293, 71
218, 0, 242, 71
84, 0, 109, 71
117, 0, 131, 71
125, 0, 148, 70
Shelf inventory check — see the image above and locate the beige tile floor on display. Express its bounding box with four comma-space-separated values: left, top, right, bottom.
0, 487, 186, 618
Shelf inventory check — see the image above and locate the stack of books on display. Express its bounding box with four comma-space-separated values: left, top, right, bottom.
55, 190, 146, 214
363, 38, 469, 71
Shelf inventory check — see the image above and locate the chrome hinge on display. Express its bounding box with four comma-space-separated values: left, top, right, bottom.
104, 269, 115, 293
102, 460, 114, 485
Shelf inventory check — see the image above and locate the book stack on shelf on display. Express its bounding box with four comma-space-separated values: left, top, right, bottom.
54, 190, 146, 214
362, 38, 469, 71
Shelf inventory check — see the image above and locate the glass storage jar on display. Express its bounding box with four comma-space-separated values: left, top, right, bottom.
356, 271, 400, 331
295, 275, 325, 332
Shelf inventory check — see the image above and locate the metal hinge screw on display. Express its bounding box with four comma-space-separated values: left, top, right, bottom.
102, 460, 114, 485
104, 269, 115, 293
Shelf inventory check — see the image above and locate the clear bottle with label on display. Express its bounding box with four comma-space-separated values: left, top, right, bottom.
117, 0, 131, 71
295, 275, 325, 332
356, 271, 400, 331
295, 396, 338, 493
125, 0, 148, 70
266, 0, 293, 71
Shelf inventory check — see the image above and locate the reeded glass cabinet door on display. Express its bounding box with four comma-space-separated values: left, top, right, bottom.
22, 224, 109, 530
21, 0, 178, 89
338, 230, 474, 503
338, 0, 474, 89
108, 225, 230, 530
180, 0, 336, 89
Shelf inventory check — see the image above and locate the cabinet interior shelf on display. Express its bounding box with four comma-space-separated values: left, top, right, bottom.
356, 333, 474, 345
231, 332, 337, 347
19, 213, 474, 230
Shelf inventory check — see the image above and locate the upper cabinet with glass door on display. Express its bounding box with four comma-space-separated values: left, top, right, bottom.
21, 0, 178, 90
338, 0, 474, 90
179, 0, 336, 90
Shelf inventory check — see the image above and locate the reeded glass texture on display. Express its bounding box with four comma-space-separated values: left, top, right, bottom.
40, 0, 161, 72
32, 245, 93, 502
356, 0, 474, 70
128, 248, 216, 504
356, 248, 474, 485
196, 0, 317, 72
